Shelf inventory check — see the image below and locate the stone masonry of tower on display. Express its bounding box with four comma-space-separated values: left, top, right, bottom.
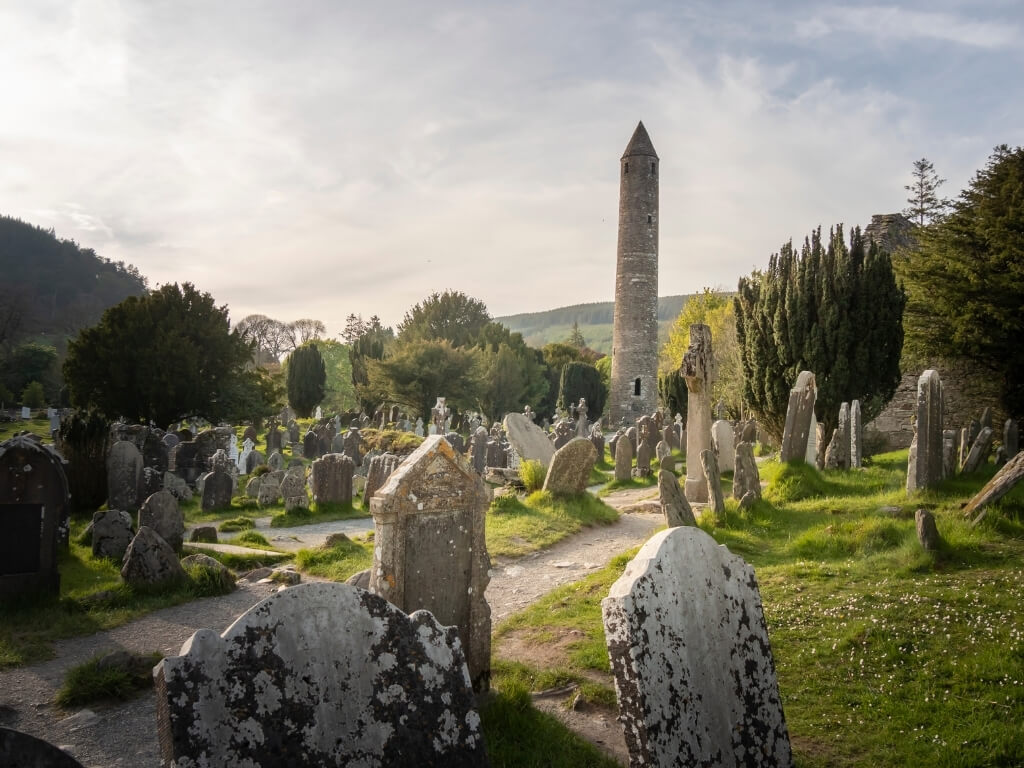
610, 121, 659, 425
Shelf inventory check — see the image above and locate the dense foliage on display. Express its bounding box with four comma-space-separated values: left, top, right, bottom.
557, 362, 606, 418
63, 283, 266, 427
287, 342, 327, 418
368, 339, 482, 419
735, 225, 906, 439
397, 291, 491, 347
1, 342, 59, 403
55, 410, 110, 514
901, 145, 1024, 418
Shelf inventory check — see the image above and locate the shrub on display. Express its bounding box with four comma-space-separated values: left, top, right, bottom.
21, 381, 46, 409
234, 530, 271, 548
520, 459, 545, 493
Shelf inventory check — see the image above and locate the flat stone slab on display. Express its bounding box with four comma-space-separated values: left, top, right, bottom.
602, 526, 793, 768
182, 542, 284, 558
503, 412, 556, 467
154, 582, 489, 767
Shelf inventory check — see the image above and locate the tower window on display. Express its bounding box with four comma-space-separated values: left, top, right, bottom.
651, 162, 656, 174
634, 378, 641, 396
624, 162, 629, 173
647, 215, 652, 224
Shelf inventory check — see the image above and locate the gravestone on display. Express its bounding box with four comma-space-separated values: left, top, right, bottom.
575, 398, 589, 438
658, 469, 695, 527
138, 490, 184, 552
915, 508, 941, 551
107, 440, 143, 513
414, 418, 424, 437
20, 406, 30, 419
662, 424, 677, 451
1005, 419, 1019, 460
711, 419, 735, 472
614, 433, 633, 482
553, 420, 573, 450
303, 430, 320, 461
780, 371, 816, 463
0, 436, 70, 599
267, 451, 285, 471
170, 441, 202, 486
700, 448, 726, 521
364, 453, 401, 503
279, 472, 308, 511
907, 370, 944, 493
161, 433, 179, 451
683, 324, 714, 502
626, 425, 638, 454
310, 453, 354, 505
121, 526, 185, 587
257, 475, 280, 507
162, 471, 192, 502
154, 583, 488, 767
92, 509, 134, 559
824, 402, 850, 470
602, 527, 792, 768
542, 437, 597, 495
369, 436, 491, 692
590, 425, 605, 462
634, 440, 654, 478
962, 426, 994, 474
342, 429, 364, 467
200, 470, 233, 512
244, 475, 261, 497
656, 440, 674, 474
446, 432, 466, 453
942, 430, 957, 478
850, 399, 863, 468
242, 425, 258, 445
733, 441, 761, 500
503, 413, 556, 467
469, 426, 489, 474
485, 439, 506, 469
980, 406, 993, 430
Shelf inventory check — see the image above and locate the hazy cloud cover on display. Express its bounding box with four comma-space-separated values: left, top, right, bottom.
1, 1, 1021, 332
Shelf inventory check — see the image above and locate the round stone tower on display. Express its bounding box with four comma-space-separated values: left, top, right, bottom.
610, 121, 659, 425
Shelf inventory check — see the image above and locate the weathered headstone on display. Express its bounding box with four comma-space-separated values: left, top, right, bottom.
257, 475, 280, 508
310, 453, 354, 505
655, 440, 674, 473
342, 428, 364, 467
614, 433, 634, 482
634, 440, 654, 478
780, 371, 816, 464
824, 402, 850, 470
662, 424, 677, 451
915, 509, 941, 551
700, 448, 725, 522
154, 583, 488, 767
542, 437, 597, 495
138, 490, 184, 552
200, 470, 233, 512
961, 426, 994, 474
302, 430, 320, 461
364, 452, 401, 503
733, 441, 761, 500
107, 440, 143, 513
906, 370, 944, 493
683, 324, 714, 502
279, 472, 308, 511
942, 429, 957, 479
162, 471, 192, 502
1004, 419, 1019, 460
369, 436, 491, 692
980, 406, 993, 430
658, 469, 695, 527
963, 452, 1024, 525
91, 509, 134, 560
602, 527, 792, 768
849, 399, 863, 468
121, 526, 185, 587
711, 419, 735, 472
469, 426, 489, 474
0, 436, 70, 599
503, 413, 556, 467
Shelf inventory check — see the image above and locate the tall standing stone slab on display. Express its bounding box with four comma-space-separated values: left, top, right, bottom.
503, 413, 556, 467
962, 426, 994, 474
824, 402, 851, 470
542, 437, 598, 495
138, 490, 184, 552
602, 527, 793, 768
733, 441, 761, 500
0, 436, 70, 599
614, 433, 634, 482
780, 371, 817, 464
711, 419, 735, 472
107, 440, 143, 513
700, 448, 725, 522
369, 436, 491, 692
850, 399, 864, 468
310, 453, 353, 505
155, 583, 488, 768
683, 324, 714, 503
1004, 419, 1019, 460
364, 452, 401, 503
200, 470, 233, 512
907, 370, 944, 493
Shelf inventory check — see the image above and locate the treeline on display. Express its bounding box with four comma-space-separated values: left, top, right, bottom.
497, 294, 692, 333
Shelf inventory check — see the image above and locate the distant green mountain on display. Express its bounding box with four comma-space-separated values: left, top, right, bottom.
496, 295, 694, 354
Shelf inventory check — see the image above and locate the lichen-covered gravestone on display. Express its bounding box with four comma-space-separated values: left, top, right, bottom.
614, 433, 634, 482
849, 399, 863, 468
732, 441, 761, 500
200, 470, 233, 512
154, 583, 488, 768
602, 527, 793, 768
657, 469, 695, 528
364, 452, 400, 503
107, 440, 143, 513
121, 526, 185, 587
369, 435, 492, 692
138, 490, 184, 552
711, 419, 735, 472
542, 437, 598, 495
91, 509, 134, 559
907, 370, 944, 493
310, 453, 354, 505
683, 324, 714, 502
0, 436, 71, 599
780, 370, 816, 464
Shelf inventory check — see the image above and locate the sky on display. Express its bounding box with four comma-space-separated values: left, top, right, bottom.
2, 1, 1022, 335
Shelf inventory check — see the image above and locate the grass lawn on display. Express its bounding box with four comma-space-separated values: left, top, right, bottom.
493, 450, 1024, 767
0, 415, 54, 443
487, 491, 619, 557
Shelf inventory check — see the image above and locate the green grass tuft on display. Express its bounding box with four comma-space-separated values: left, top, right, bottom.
519, 459, 546, 493
294, 537, 373, 582
55, 651, 162, 707
218, 517, 255, 532
232, 530, 271, 548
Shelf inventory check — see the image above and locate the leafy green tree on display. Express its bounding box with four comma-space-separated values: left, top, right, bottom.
903, 157, 951, 226
316, 339, 358, 413
557, 361, 606, 417
1, 342, 58, 398
64, 283, 261, 427
287, 342, 327, 418
21, 381, 45, 409
902, 145, 1024, 417
367, 339, 482, 419
396, 291, 491, 347
735, 225, 906, 440
476, 322, 548, 416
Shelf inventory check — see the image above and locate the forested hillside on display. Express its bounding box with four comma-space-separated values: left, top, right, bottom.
0, 215, 148, 350
496, 294, 693, 353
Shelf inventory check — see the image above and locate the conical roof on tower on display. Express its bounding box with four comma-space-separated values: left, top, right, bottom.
621, 121, 658, 159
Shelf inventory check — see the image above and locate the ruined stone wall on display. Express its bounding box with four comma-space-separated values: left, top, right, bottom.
610, 124, 659, 424
867, 359, 1005, 450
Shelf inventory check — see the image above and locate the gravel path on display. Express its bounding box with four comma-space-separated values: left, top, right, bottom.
0, 488, 662, 767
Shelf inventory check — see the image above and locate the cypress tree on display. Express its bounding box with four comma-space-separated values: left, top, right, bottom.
735, 225, 905, 440
557, 361, 607, 418
287, 342, 327, 418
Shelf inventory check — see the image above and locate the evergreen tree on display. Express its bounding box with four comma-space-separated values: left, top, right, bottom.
735, 225, 905, 440
567, 321, 586, 349
902, 145, 1024, 417
287, 342, 327, 418
557, 361, 607, 418
367, 339, 481, 420
396, 291, 490, 347
903, 157, 951, 226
